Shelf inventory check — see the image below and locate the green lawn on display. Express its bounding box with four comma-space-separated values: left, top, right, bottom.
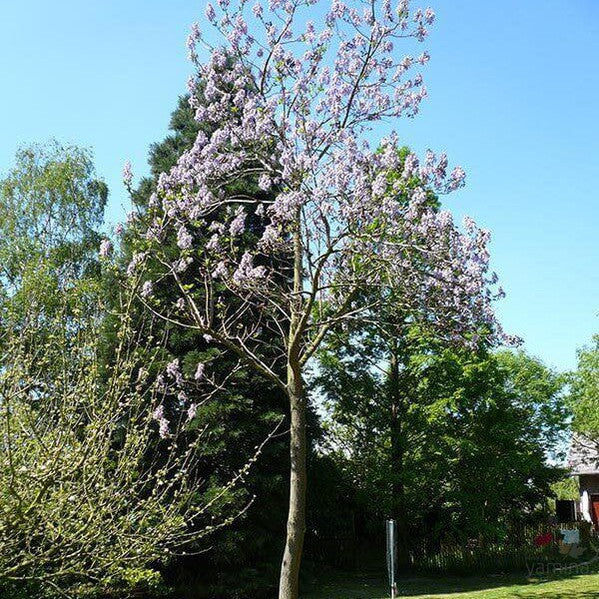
302, 570, 599, 599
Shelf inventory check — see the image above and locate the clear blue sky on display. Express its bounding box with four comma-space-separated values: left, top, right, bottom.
1, 0, 597, 372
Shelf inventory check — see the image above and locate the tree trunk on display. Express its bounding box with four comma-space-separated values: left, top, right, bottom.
279, 213, 307, 599
278, 359, 307, 599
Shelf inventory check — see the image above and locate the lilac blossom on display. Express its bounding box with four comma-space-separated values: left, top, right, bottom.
166, 358, 181, 379
99, 239, 112, 258
141, 280, 153, 298
258, 174, 271, 190
152, 405, 170, 439
187, 403, 198, 421
232, 252, 266, 286
229, 206, 246, 236
212, 261, 228, 279
194, 362, 205, 381
126, 252, 146, 277
122, 161, 133, 188
166, 358, 184, 386
177, 226, 193, 249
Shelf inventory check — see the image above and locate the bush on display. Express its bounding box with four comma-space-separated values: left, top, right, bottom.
0, 297, 244, 598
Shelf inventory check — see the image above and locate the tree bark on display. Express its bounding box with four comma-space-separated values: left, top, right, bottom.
279, 213, 307, 599
278, 359, 307, 599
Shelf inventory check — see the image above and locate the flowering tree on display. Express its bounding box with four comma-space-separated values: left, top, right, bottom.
126, 1, 515, 596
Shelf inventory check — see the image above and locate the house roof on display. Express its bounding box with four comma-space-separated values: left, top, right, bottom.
568, 434, 599, 475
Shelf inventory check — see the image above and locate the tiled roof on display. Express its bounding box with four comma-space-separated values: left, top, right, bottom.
568, 434, 599, 475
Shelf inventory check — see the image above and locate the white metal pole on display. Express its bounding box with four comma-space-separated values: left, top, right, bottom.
387, 519, 397, 599
390, 521, 395, 599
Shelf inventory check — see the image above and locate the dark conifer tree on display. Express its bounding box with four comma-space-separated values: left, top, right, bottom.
117, 93, 290, 597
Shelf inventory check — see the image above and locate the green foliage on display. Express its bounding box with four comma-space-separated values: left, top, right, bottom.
494, 350, 569, 456
0, 140, 251, 598
315, 330, 568, 550
415, 348, 567, 538
0, 140, 107, 397
568, 335, 599, 440
551, 477, 579, 501
0, 297, 235, 598
0, 140, 106, 310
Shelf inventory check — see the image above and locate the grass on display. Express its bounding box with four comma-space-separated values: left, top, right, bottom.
301, 569, 599, 599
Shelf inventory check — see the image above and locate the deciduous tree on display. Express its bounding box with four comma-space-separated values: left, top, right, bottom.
568, 335, 599, 456
124, 2, 515, 596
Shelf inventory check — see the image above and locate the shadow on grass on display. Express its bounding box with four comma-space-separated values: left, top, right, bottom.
301, 568, 599, 599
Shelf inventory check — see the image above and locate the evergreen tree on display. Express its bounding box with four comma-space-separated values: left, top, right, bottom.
119, 93, 290, 596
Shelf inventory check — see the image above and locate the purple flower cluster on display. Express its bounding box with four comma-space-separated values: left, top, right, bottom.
152, 405, 170, 439
141, 280, 153, 298
99, 239, 112, 258
122, 161, 133, 189
131, 0, 517, 368
150, 355, 212, 436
